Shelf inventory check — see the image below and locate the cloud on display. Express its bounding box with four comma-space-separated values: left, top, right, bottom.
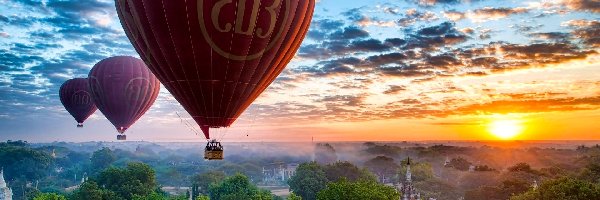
328, 26, 370, 40
403, 22, 468, 50
529, 32, 570, 42
453, 96, 600, 115
397, 9, 438, 26
560, 0, 600, 13
443, 10, 466, 21
563, 19, 600, 47
384, 85, 407, 94
443, 7, 529, 22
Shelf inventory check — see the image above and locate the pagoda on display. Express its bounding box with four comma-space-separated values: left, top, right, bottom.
0, 169, 12, 200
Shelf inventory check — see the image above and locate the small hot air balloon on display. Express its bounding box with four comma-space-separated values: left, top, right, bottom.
88, 56, 160, 140
59, 78, 97, 127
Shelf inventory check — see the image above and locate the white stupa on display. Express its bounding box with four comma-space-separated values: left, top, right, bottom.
0, 169, 12, 200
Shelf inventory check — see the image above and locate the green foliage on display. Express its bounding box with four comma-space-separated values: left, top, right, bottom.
287, 192, 302, 200
191, 170, 226, 197
132, 191, 166, 200
445, 157, 472, 171
323, 161, 377, 182
209, 173, 274, 200
69, 181, 122, 200
288, 162, 328, 200
90, 147, 116, 173
196, 195, 210, 200
364, 156, 398, 183
511, 177, 600, 200
398, 160, 434, 182
316, 178, 399, 200
0, 141, 53, 181
95, 162, 157, 200
33, 193, 67, 200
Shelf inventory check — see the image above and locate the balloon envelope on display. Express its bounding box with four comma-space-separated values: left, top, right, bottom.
115, 0, 315, 138
59, 78, 97, 127
88, 56, 160, 134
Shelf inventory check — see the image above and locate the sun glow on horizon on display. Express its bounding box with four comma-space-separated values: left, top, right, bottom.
488, 119, 523, 140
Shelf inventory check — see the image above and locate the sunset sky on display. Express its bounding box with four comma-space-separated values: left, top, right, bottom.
0, 0, 599, 142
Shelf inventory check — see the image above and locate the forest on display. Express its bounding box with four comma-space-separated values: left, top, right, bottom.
1, 140, 600, 200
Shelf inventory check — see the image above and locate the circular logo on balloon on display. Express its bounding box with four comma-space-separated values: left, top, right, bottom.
197, 0, 290, 61
72, 90, 92, 105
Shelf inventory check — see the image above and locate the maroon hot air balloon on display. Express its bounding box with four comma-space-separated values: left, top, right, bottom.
88, 56, 160, 140
115, 0, 315, 139
59, 78, 97, 127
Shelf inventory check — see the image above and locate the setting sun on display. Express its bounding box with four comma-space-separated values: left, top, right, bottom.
488, 119, 523, 140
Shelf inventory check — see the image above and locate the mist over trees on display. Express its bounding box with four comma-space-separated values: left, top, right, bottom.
1, 140, 600, 200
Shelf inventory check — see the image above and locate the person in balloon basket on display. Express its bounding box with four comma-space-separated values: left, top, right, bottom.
206, 140, 223, 151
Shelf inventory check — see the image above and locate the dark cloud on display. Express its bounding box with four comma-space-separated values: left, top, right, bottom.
0, 14, 36, 27
306, 19, 345, 40
529, 32, 570, 42
384, 85, 407, 94
397, 9, 438, 26
328, 26, 370, 40
298, 38, 392, 59
410, 0, 462, 7
404, 22, 468, 50
318, 95, 365, 107
568, 20, 600, 47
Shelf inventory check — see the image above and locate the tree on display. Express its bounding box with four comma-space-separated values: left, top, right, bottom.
508, 163, 537, 174
196, 195, 210, 200
464, 178, 531, 200
90, 147, 116, 173
511, 177, 600, 200
33, 193, 67, 200
287, 192, 302, 200
69, 181, 105, 200
316, 179, 399, 200
475, 165, 496, 172
445, 157, 471, 171
364, 145, 402, 158
323, 161, 376, 182
398, 159, 434, 182
0, 141, 53, 181
364, 156, 398, 183
288, 162, 328, 200
315, 143, 337, 164
209, 173, 274, 200
191, 170, 226, 197
95, 162, 157, 200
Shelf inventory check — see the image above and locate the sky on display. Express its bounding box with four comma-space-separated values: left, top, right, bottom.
0, 0, 599, 142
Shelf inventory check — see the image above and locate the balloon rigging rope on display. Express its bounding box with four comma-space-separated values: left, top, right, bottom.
164, 96, 201, 136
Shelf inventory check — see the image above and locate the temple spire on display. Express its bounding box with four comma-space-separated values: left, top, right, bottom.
0, 169, 6, 188
0, 167, 13, 200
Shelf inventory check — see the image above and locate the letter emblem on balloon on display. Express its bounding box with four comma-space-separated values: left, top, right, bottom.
198, 0, 290, 60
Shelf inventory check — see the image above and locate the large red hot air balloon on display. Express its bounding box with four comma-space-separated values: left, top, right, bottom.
115, 0, 315, 139
88, 56, 160, 140
59, 78, 97, 127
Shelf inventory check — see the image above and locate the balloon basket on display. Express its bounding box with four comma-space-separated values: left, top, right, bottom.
117, 135, 127, 140
204, 150, 223, 160
204, 140, 224, 160
77, 123, 83, 128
